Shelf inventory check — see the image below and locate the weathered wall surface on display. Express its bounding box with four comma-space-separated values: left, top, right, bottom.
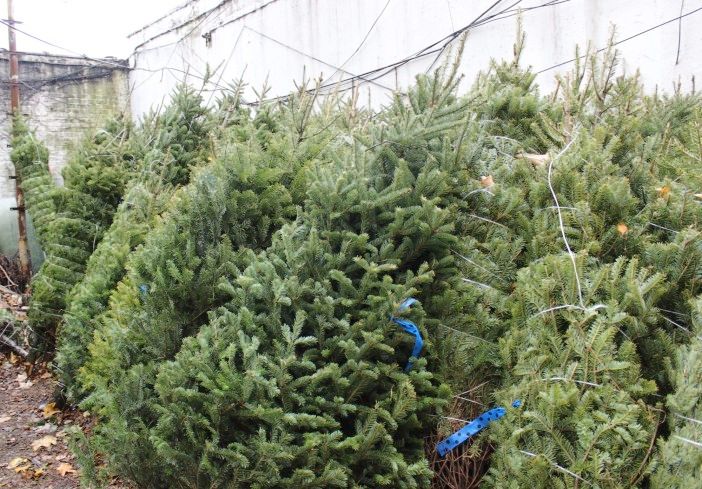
0, 53, 129, 258
128, 0, 702, 118
0, 53, 130, 199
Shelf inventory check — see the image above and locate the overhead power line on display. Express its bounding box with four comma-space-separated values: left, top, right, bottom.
0, 18, 130, 71
0, 18, 239, 95
324, 0, 392, 81
536, 4, 702, 74
243, 25, 394, 92
3, 0, 698, 109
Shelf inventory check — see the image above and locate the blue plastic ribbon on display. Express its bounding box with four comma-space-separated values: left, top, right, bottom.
436, 400, 522, 457
139, 284, 149, 296
390, 298, 424, 371
397, 297, 418, 312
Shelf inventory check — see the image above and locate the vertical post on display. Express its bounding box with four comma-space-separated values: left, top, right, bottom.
7, 0, 31, 285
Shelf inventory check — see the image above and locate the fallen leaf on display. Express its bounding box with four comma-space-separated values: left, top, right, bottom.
656, 185, 671, 199
16, 373, 33, 389
0, 415, 10, 423
55, 454, 68, 462
56, 462, 77, 476
518, 152, 550, 167
40, 371, 52, 379
8, 457, 35, 478
35, 423, 58, 433
480, 175, 494, 188
32, 435, 58, 451
8, 457, 30, 470
617, 223, 629, 235
43, 402, 60, 418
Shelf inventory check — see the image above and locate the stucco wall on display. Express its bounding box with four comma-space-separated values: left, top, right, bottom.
128, 0, 702, 118
0, 53, 129, 259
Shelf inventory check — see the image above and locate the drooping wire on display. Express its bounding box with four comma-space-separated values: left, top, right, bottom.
323, 0, 392, 82
536, 4, 702, 74
243, 25, 394, 92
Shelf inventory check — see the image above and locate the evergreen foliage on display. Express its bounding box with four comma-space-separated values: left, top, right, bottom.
28, 116, 137, 354
55, 85, 212, 400
442, 46, 702, 488
20, 36, 701, 488
10, 116, 55, 245
72, 89, 356, 485
650, 297, 702, 488
79, 88, 330, 398
72, 72, 482, 488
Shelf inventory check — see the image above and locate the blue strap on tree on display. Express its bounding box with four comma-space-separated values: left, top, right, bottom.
390, 298, 424, 371
436, 400, 522, 457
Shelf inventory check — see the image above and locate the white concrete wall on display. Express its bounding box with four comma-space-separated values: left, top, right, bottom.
128, 0, 702, 118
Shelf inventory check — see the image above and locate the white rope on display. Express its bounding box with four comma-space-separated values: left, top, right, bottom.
674, 413, 702, 426
661, 315, 702, 341
546, 205, 579, 211
436, 323, 495, 345
673, 435, 702, 449
532, 303, 606, 318
462, 278, 496, 290
542, 377, 603, 387
454, 395, 487, 407
647, 222, 679, 234
453, 250, 506, 283
518, 450, 593, 486
466, 188, 495, 197
467, 213, 508, 228
546, 131, 584, 307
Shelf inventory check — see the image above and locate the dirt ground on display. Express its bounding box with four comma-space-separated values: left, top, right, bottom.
0, 352, 84, 488
1, 282, 127, 489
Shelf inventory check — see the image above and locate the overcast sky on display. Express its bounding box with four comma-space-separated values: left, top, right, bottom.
0, 0, 184, 58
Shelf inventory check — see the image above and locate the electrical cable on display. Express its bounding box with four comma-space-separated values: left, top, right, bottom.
446, 0, 455, 32
288, 0, 528, 101
132, 0, 230, 54
536, 4, 702, 74
326, 0, 527, 91
132, 0, 232, 52
200, 0, 283, 40
6, 0, 696, 110
205, 26, 245, 105
128, 0, 201, 39
324, 0, 392, 82
473, 0, 571, 27
0, 18, 239, 98
424, 0, 522, 74
243, 25, 394, 91
0, 18, 130, 71
676, 0, 685, 64
2, 0, 560, 104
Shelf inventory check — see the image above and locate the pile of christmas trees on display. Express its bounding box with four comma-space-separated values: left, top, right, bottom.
16, 41, 702, 488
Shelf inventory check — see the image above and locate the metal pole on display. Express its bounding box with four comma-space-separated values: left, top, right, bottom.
7, 0, 32, 286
